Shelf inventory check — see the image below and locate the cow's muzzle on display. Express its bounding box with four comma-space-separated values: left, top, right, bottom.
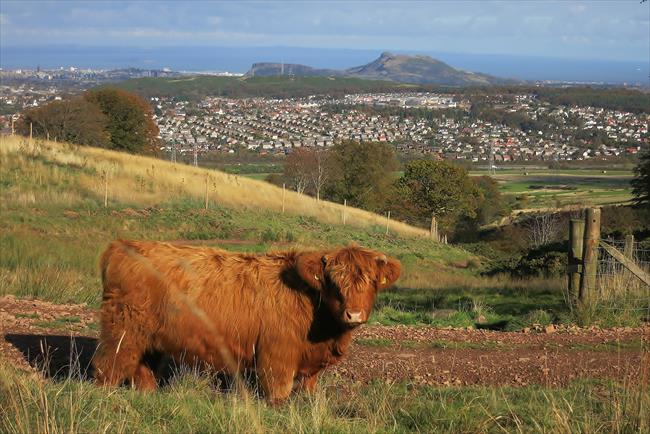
343, 309, 365, 326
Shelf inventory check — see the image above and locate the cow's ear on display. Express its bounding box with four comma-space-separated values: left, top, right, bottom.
296, 251, 326, 290
377, 256, 401, 291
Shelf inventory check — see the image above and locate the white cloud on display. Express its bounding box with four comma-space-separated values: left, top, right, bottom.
207, 16, 222, 26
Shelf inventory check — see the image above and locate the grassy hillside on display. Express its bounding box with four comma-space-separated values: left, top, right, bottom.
0, 134, 429, 237
115, 75, 417, 100
0, 134, 479, 306
1, 134, 586, 331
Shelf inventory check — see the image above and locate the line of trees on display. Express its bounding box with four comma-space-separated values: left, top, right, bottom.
270, 140, 509, 239
17, 88, 159, 154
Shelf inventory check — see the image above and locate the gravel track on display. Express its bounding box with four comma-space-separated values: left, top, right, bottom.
1, 296, 647, 388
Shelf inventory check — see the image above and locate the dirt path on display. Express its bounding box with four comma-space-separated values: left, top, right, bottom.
1, 296, 647, 388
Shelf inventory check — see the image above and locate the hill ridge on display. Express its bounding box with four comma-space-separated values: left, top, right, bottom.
247, 52, 517, 86
0, 134, 430, 238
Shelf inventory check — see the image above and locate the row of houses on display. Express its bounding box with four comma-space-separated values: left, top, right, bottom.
155, 93, 648, 161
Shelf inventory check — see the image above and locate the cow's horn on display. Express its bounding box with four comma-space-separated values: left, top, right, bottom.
375, 255, 387, 263
314, 275, 320, 281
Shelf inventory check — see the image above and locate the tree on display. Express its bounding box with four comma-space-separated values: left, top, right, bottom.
283, 148, 313, 194
391, 159, 482, 233
523, 213, 561, 248
281, 147, 330, 199
324, 141, 399, 211
310, 148, 329, 201
632, 149, 650, 207
473, 176, 508, 225
17, 97, 110, 147
84, 88, 159, 154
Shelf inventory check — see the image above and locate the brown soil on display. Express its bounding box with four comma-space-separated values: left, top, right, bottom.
1, 296, 648, 388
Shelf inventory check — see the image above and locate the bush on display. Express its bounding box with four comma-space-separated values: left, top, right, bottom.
486, 242, 567, 278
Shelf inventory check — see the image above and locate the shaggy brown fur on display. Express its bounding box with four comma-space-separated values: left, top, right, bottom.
93, 240, 400, 402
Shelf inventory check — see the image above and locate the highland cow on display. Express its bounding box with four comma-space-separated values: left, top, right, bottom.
93, 240, 400, 402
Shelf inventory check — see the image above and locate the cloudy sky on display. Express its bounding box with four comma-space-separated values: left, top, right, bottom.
1, 1, 648, 62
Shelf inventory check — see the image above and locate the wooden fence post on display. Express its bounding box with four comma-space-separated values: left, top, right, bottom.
623, 234, 634, 282
282, 183, 286, 213
568, 219, 585, 306
204, 174, 209, 210
342, 199, 347, 225
579, 208, 601, 307
385, 211, 391, 235
430, 215, 438, 241
624, 235, 634, 259
103, 170, 109, 208
29, 122, 33, 145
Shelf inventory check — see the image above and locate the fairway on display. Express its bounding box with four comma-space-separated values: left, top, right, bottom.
470, 168, 635, 209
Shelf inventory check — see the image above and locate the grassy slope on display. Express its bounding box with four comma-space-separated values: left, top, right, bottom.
0, 134, 471, 307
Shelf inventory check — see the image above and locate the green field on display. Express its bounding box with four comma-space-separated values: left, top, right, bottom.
476, 169, 635, 209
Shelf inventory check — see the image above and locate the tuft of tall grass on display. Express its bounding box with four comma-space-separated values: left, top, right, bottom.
1, 358, 647, 434
566, 270, 650, 328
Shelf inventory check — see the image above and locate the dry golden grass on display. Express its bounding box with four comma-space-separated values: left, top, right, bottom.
0, 135, 430, 238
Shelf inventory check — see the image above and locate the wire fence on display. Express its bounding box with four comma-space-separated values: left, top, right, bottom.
598, 237, 650, 277
595, 237, 649, 314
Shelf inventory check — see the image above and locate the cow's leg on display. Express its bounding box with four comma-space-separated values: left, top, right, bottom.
93, 297, 155, 388
298, 371, 320, 393
94, 332, 147, 388
256, 350, 298, 404
132, 363, 157, 391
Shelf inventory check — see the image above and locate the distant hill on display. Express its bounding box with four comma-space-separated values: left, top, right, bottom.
246, 52, 517, 86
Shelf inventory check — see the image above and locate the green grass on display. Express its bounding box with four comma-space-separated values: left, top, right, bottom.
356, 338, 501, 351
240, 172, 273, 181
14, 313, 40, 319
560, 338, 646, 353
370, 277, 569, 331
474, 169, 635, 209
33, 315, 82, 330
1, 363, 647, 434
355, 338, 393, 347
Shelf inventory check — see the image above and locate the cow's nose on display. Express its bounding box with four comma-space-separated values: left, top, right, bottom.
344, 310, 364, 324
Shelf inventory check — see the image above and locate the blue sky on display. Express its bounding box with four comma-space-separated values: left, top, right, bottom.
1, 1, 648, 62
